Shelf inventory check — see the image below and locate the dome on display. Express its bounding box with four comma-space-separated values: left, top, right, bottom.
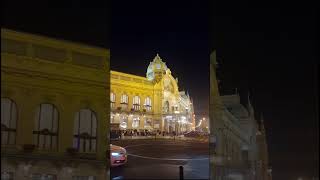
146, 53, 168, 81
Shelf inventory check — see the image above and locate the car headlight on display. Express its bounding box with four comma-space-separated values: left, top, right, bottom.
111, 152, 120, 156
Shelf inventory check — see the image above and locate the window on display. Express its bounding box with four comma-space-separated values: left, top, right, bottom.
144, 97, 152, 111
110, 92, 116, 108
120, 94, 128, 109
72, 176, 96, 180
1, 172, 14, 180
33, 103, 59, 150
144, 118, 152, 128
73, 109, 97, 153
132, 96, 140, 110
120, 115, 128, 129
1, 98, 17, 145
31, 174, 56, 180
110, 114, 115, 123
164, 101, 169, 113
132, 117, 140, 128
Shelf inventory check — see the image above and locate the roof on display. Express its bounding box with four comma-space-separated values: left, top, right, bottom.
221, 94, 249, 118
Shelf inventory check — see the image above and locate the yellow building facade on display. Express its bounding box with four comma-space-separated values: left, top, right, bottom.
1, 29, 110, 180
110, 54, 195, 133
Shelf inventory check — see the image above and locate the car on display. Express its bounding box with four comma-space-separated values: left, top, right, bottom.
110, 144, 127, 167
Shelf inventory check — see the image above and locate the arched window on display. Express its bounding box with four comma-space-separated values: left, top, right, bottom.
164, 101, 169, 113
120, 114, 128, 129
144, 97, 152, 111
73, 109, 97, 153
132, 96, 140, 110
1, 98, 17, 145
33, 103, 59, 150
120, 94, 128, 110
110, 92, 116, 109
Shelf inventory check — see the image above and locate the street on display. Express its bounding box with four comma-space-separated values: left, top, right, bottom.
111, 139, 209, 180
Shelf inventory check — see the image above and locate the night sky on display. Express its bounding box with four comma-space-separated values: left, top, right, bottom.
111, 1, 210, 118
3, 1, 318, 179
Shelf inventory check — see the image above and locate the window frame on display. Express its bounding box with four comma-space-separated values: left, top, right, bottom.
1, 98, 17, 145
33, 103, 59, 150
144, 97, 152, 111
110, 92, 116, 108
73, 109, 97, 153
132, 96, 140, 110
120, 94, 128, 110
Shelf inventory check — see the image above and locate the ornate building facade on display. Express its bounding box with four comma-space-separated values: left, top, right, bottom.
1, 29, 109, 180
110, 54, 195, 133
210, 51, 272, 180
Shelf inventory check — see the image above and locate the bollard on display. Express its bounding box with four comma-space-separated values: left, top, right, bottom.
179, 166, 184, 180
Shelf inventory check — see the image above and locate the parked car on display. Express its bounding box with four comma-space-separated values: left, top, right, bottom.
184, 130, 207, 137
110, 144, 127, 167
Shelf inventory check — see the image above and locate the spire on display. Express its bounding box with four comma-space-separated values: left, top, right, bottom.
260, 113, 265, 133
247, 91, 255, 117
153, 53, 163, 63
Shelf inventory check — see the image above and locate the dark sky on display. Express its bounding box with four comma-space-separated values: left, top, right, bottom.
3, 1, 318, 179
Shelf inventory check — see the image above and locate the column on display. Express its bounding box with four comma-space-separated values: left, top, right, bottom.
16, 91, 37, 146
140, 116, 145, 130
96, 108, 107, 160
115, 90, 121, 109
127, 116, 133, 129
58, 98, 76, 153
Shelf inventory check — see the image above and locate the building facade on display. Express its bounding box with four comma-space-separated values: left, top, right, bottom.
1, 29, 110, 180
210, 51, 271, 180
110, 54, 195, 134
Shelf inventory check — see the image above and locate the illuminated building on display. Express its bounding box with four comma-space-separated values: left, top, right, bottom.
210, 51, 271, 180
110, 54, 195, 133
1, 29, 109, 180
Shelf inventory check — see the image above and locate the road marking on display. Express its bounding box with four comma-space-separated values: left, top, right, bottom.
124, 143, 205, 149
123, 144, 151, 149
123, 144, 208, 161
127, 153, 208, 161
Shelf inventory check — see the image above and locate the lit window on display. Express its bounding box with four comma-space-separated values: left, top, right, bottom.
120, 115, 128, 129
33, 103, 59, 150
110, 114, 115, 123
144, 118, 152, 128
120, 94, 128, 109
144, 97, 152, 111
110, 93, 116, 108
133, 96, 140, 110
132, 117, 140, 128
73, 109, 97, 153
1, 98, 17, 145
